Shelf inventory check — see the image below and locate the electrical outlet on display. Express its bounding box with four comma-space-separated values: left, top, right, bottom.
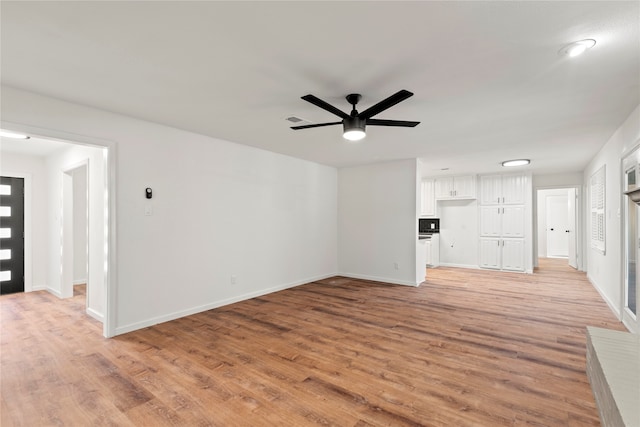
394, 262, 399, 270
230, 275, 237, 284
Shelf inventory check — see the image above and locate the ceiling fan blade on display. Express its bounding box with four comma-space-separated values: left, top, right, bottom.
367, 119, 420, 127
301, 95, 350, 119
358, 90, 414, 120
291, 121, 342, 130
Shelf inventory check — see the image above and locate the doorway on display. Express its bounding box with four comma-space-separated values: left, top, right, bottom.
536, 187, 579, 269
61, 162, 89, 304
0, 124, 115, 337
0, 177, 25, 294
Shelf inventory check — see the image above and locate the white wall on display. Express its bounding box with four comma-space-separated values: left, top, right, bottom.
583, 104, 640, 318
338, 159, 419, 286
533, 173, 583, 188
1, 86, 338, 336
0, 151, 48, 290
438, 199, 478, 268
72, 167, 87, 284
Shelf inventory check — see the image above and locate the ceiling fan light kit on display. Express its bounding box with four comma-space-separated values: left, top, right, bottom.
343, 117, 367, 141
291, 90, 420, 141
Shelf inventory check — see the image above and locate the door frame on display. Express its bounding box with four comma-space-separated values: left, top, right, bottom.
0, 120, 117, 338
533, 185, 583, 270
620, 142, 640, 334
61, 160, 89, 303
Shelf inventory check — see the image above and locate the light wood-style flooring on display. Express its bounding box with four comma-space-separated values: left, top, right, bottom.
0, 259, 626, 426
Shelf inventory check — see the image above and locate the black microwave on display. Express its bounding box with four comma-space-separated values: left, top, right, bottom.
419, 218, 440, 233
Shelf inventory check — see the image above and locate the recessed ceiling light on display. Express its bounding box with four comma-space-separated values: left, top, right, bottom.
502, 159, 530, 167
559, 39, 596, 58
0, 130, 30, 139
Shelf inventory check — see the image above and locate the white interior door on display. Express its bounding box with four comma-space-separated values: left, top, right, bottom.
567, 188, 577, 269
546, 194, 569, 257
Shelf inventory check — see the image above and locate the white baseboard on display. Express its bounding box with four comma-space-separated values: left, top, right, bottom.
86, 307, 104, 322
587, 274, 621, 320
114, 273, 337, 336
30, 284, 47, 292
73, 279, 87, 285
438, 262, 481, 270
338, 272, 418, 287
46, 287, 63, 298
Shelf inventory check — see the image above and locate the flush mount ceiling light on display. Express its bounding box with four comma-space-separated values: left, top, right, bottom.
0, 130, 30, 139
559, 39, 596, 58
502, 159, 530, 167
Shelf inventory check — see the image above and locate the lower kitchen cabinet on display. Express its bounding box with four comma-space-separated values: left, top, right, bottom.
479, 238, 524, 271
425, 234, 440, 267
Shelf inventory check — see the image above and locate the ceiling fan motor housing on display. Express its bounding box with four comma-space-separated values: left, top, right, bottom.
344, 116, 366, 133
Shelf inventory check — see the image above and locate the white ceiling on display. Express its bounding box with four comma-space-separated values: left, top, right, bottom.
1, 1, 638, 174
1, 136, 73, 158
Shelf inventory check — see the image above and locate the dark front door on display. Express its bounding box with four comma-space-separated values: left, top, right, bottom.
1, 177, 25, 294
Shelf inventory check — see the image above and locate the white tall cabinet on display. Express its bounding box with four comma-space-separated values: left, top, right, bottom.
478, 173, 531, 272
421, 179, 436, 217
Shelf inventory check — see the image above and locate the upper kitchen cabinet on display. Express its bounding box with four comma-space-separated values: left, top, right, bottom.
421, 179, 436, 217
479, 174, 527, 205
434, 175, 476, 200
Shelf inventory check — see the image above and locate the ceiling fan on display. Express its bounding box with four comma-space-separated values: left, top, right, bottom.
291, 90, 420, 141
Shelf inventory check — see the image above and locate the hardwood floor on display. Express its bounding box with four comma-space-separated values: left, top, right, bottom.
1, 259, 626, 426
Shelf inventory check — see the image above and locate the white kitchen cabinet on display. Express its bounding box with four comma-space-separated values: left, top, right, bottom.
478, 172, 529, 273
480, 206, 502, 237
479, 175, 502, 205
480, 206, 525, 238
421, 179, 436, 217
479, 238, 524, 271
479, 238, 501, 269
502, 174, 527, 205
502, 206, 525, 238
502, 239, 525, 271
480, 174, 526, 205
434, 175, 476, 200
425, 234, 440, 267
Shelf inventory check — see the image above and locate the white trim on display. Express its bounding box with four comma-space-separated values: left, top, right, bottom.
46, 286, 63, 299
62, 160, 89, 304
338, 272, 418, 287
0, 171, 32, 292
86, 307, 104, 322
114, 273, 336, 336
73, 279, 87, 285
587, 274, 621, 320
438, 262, 481, 270
1, 120, 117, 338
533, 184, 583, 272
